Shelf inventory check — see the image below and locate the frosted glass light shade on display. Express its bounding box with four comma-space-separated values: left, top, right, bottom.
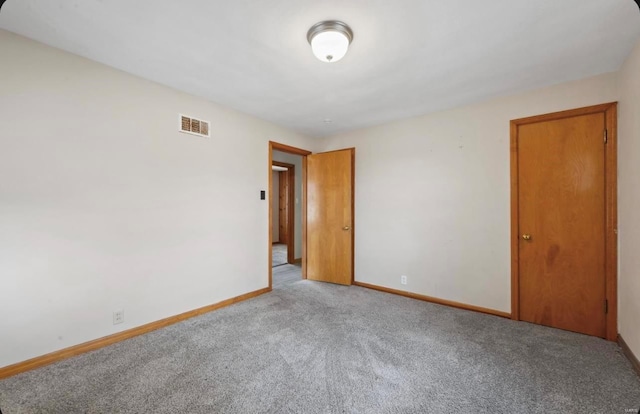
307, 21, 353, 63
311, 31, 349, 62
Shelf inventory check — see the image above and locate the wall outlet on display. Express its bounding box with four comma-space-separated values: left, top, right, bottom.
113, 310, 124, 325
401, 275, 407, 285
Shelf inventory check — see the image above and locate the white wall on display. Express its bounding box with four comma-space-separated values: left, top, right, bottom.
0, 30, 318, 368
272, 151, 304, 259
618, 38, 640, 359
321, 73, 618, 313
272, 171, 280, 242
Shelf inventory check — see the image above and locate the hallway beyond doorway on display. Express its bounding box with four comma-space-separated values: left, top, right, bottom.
272, 243, 287, 267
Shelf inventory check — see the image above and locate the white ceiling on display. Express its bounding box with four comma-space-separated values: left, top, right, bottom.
1, 1, 639, 137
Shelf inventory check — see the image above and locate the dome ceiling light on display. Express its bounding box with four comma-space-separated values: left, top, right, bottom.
307, 21, 354, 63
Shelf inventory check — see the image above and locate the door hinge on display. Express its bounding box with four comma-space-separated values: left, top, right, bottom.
604, 129, 608, 144
604, 299, 608, 314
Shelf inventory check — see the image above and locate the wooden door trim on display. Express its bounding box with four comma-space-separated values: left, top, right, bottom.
271, 142, 312, 156
272, 161, 296, 168
302, 155, 307, 280
350, 148, 356, 284
273, 161, 295, 264
269, 142, 312, 289
604, 105, 618, 342
510, 102, 618, 341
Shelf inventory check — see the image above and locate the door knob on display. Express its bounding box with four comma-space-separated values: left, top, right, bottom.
522, 234, 531, 240
343, 226, 351, 231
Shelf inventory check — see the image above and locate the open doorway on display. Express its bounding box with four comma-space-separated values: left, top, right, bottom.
268, 141, 355, 290
269, 142, 311, 289
271, 161, 294, 267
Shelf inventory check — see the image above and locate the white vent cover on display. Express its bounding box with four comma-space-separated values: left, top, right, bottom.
179, 114, 210, 137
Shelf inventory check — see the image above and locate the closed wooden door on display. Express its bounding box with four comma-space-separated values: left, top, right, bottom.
513, 106, 616, 338
307, 149, 354, 285
278, 170, 289, 244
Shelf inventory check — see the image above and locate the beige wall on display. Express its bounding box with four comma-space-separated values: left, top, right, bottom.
321, 72, 618, 314
618, 38, 640, 359
0, 30, 317, 368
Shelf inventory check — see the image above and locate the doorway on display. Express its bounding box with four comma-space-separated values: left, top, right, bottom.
272, 161, 295, 267
269, 142, 311, 289
268, 142, 355, 290
510, 102, 617, 340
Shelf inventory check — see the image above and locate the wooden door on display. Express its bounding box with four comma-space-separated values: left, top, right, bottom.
278, 170, 288, 244
307, 149, 354, 285
512, 104, 617, 339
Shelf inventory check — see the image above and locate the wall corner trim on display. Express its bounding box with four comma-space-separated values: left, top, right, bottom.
353, 281, 511, 319
0, 287, 271, 380
618, 334, 640, 378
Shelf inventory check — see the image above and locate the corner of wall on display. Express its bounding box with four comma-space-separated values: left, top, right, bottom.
617, 35, 640, 361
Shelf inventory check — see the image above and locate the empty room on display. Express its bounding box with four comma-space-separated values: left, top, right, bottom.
1, 0, 640, 413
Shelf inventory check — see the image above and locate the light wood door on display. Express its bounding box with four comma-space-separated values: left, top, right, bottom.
278, 170, 289, 244
307, 149, 354, 285
517, 112, 606, 337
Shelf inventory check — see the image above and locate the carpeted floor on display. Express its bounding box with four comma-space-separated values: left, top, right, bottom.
272, 243, 287, 267
272, 262, 301, 290
1, 264, 639, 413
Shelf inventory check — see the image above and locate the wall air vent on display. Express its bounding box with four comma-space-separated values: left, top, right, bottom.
179, 114, 210, 137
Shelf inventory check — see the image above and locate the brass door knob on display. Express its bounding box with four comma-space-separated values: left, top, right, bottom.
343, 226, 351, 231
522, 234, 532, 240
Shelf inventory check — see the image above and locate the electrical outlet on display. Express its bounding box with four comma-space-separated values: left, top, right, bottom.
401, 275, 407, 285
113, 310, 124, 325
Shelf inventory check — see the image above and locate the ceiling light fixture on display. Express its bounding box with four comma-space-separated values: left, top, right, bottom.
307, 21, 353, 63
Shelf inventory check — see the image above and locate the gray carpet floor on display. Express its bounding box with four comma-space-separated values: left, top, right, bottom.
272, 262, 301, 290
1, 264, 639, 413
272, 243, 287, 267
